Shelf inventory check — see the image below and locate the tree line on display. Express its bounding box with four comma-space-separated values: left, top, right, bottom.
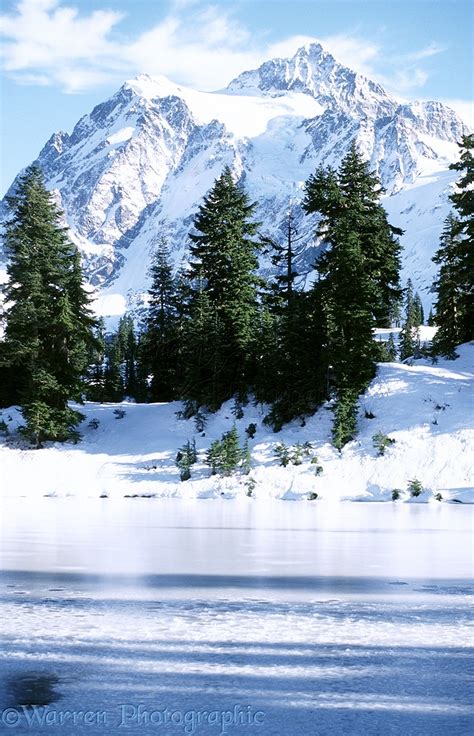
0, 136, 472, 447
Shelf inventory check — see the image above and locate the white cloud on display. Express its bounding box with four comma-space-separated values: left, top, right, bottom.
0, 0, 468, 107
0, 0, 126, 91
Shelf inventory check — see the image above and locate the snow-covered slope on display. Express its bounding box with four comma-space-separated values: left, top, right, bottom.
1, 343, 472, 502
0, 42, 470, 319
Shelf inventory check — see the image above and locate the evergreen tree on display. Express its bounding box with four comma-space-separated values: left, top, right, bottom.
305, 141, 403, 327
0, 166, 97, 445
432, 134, 474, 355
182, 167, 261, 410
84, 318, 107, 402
117, 315, 139, 398
303, 143, 402, 445
257, 207, 326, 428
332, 388, 359, 451
103, 332, 125, 401
413, 292, 424, 326
142, 241, 180, 400
432, 215, 469, 356
386, 332, 397, 361
376, 332, 398, 362
399, 279, 417, 360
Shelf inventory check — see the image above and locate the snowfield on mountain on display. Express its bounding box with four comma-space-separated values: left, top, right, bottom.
1, 341, 472, 503
0, 43, 470, 326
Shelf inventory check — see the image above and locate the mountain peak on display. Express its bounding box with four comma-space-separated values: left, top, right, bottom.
226, 40, 395, 119
122, 73, 185, 100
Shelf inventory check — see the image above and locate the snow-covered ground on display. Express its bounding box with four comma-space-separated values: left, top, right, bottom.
0, 343, 472, 504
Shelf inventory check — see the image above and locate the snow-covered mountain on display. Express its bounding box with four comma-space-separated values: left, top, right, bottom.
0, 42, 469, 321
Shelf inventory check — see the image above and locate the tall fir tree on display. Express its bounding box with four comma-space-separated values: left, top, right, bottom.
413, 292, 424, 326
303, 142, 402, 447
432, 134, 474, 355
432, 215, 469, 356
399, 279, 417, 360
305, 141, 403, 327
257, 207, 326, 428
0, 166, 97, 445
182, 166, 261, 410
142, 240, 180, 401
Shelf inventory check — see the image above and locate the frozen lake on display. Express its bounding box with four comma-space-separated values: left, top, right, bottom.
0, 499, 472, 735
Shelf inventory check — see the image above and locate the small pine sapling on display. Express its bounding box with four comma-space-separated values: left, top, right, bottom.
176, 439, 197, 481
408, 478, 423, 497
372, 431, 396, 456
274, 442, 290, 467
241, 439, 252, 475
245, 477, 256, 497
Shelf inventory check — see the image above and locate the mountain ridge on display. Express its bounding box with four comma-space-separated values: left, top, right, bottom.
1, 42, 470, 324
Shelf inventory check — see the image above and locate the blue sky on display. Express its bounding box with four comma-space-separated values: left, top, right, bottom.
0, 0, 472, 195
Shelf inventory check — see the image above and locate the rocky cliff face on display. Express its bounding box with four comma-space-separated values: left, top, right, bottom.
1, 43, 469, 320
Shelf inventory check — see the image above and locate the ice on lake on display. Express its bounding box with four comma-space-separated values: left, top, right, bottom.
0, 499, 472, 735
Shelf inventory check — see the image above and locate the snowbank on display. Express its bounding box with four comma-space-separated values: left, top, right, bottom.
0, 344, 472, 503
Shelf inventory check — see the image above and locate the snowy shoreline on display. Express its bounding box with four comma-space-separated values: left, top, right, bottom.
1, 344, 473, 504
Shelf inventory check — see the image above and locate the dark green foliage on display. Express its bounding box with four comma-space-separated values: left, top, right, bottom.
241, 438, 252, 475
182, 167, 261, 410
274, 442, 291, 467
413, 293, 424, 326
194, 410, 207, 434
176, 439, 197, 481
245, 423, 257, 439
432, 215, 472, 357
205, 426, 246, 477
92, 316, 144, 403
372, 431, 396, 456
273, 441, 315, 467
231, 398, 244, 420
257, 208, 325, 425
399, 279, 420, 360
434, 492, 443, 502
375, 333, 397, 362
308, 492, 319, 500
20, 401, 83, 446
303, 143, 402, 447
392, 489, 401, 501
386, 333, 397, 361
0, 166, 97, 446
408, 478, 423, 497
219, 426, 242, 476
332, 389, 359, 451
259, 288, 327, 431
141, 240, 181, 400
432, 134, 474, 356
304, 141, 402, 328
206, 439, 224, 475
